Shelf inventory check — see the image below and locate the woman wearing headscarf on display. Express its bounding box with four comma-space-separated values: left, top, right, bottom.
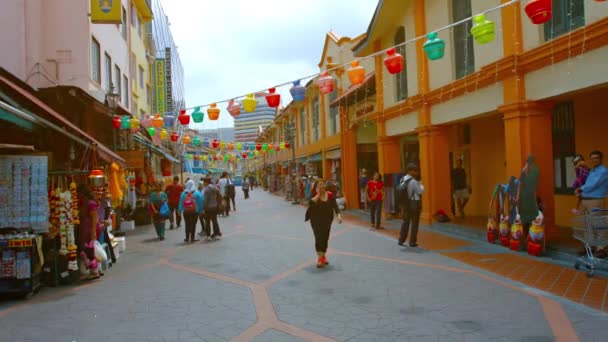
179, 180, 203, 243
305, 179, 342, 268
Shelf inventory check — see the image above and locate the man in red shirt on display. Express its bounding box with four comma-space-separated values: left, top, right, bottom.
165, 176, 184, 229
367, 172, 384, 229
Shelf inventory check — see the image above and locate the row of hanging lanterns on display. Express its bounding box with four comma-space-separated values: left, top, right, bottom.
117, 1, 606, 129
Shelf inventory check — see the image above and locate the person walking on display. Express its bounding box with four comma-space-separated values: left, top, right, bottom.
451, 159, 470, 218
217, 172, 230, 216
148, 182, 168, 241
179, 180, 203, 243
242, 179, 250, 199
164, 176, 183, 230
398, 163, 424, 247
202, 178, 222, 240
367, 172, 384, 230
306, 179, 342, 268
227, 177, 236, 211
197, 178, 207, 237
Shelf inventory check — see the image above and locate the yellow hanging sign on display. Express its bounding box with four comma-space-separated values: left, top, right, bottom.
90, 0, 122, 24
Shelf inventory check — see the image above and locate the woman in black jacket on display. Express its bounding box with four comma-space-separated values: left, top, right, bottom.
306, 179, 342, 268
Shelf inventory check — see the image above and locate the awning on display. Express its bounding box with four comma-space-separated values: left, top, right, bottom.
308, 153, 323, 162
0, 75, 126, 168
330, 72, 376, 107
132, 134, 180, 163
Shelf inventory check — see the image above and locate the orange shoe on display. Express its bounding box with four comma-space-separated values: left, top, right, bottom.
321, 256, 329, 265
316, 256, 325, 268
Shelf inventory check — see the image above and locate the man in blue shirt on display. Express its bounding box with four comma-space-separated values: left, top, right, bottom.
576, 150, 608, 213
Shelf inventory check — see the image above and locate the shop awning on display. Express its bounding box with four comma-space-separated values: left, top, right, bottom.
330, 72, 376, 107
0, 74, 126, 168
132, 135, 181, 163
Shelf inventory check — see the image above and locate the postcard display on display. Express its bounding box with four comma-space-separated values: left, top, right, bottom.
0, 155, 48, 295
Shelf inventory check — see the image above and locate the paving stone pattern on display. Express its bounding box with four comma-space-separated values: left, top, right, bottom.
0, 190, 606, 341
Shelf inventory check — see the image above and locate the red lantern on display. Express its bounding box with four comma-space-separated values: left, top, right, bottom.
265, 88, 281, 108
152, 114, 164, 128
170, 131, 179, 142
213, 155, 218, 161
242, 152, 248, 159
347, 61, 366, 85
112, 116, 121, 129
384, 48, 404, 74
256, 143, 262, 151
524, 0, 552, 25
285, 141, 290, 149
212, 139, 219, 149
317, 71, 335, 95
178, 109, 190, 125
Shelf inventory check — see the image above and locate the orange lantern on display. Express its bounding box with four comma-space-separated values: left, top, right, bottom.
265, 88, 281, 108
347, 61, 366, 85
207, 103, 220, 120
227, 141, 234, 150
152, 114, 164, 128
182, 134, 191, 145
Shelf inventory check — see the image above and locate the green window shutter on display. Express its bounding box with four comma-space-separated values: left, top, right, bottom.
452, 0, 475, 79
545, 0, 585, 40
551, 102, 576, 194
394, 26, 408, 101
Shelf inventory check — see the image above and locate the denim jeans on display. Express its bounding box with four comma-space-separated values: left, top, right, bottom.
370, 200, 383, 227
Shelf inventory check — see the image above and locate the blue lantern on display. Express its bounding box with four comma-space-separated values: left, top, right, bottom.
290, 80, 306, 102
423, 32, 445, 61
163, 112, 175, 127
203, 138, 210, 148
244, 143, 250, 151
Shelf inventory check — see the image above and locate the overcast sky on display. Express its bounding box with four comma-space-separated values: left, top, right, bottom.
161, 0, 378, 129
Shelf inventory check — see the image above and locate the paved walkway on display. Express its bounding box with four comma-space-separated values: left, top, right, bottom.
1, 190, 607, 341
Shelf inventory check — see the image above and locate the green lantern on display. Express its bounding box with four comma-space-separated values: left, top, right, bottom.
423, 32, 445, 60
470, 14, 495, 44
249, 151, 254, 158
192, 107, 204, 123
223, 154, 229, 161
147, 127, 156, 136
193, 136, 201, 146
262, 143, 268, 151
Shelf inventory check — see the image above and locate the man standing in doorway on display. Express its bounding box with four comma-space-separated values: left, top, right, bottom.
398, 163, 424, 248
451, 159, 470, 218
576, 150, 608, 212
164, 176, 183, 230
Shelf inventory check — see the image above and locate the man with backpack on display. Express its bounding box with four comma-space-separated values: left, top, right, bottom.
397, 163, 425, 247
202, 178, 222, 240
164, 176, 184, 230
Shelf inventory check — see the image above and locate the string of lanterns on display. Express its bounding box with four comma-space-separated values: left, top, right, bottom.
114, 0, 603, 143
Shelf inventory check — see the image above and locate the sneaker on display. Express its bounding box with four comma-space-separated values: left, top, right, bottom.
159, 237, 165, 241
316, 257, 324, 268
169, 225, 174, 230
321, 256, 329, 265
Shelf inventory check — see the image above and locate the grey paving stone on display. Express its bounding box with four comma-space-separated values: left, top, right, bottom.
252, 329, 305, 342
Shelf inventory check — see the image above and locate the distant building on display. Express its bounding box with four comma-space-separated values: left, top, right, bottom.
234, 93, 276, 143
198, 127, 235, 142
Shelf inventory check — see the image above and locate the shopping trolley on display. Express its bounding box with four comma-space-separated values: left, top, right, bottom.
572, 208, 608, 277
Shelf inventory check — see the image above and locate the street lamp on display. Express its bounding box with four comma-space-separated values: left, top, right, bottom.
286, 121, 299, 204
105, 84, 120, 150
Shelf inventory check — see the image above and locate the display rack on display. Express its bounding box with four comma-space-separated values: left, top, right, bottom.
0, 234, 42, 297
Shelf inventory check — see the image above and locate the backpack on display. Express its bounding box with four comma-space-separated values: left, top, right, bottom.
395, 177, 414, 209
183, 193, 197, 213
226, 180, 236, 196
204, 186, 220, 210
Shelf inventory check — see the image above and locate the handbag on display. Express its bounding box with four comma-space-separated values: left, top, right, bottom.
93, 240, 108, 263
159, 201, 170, 218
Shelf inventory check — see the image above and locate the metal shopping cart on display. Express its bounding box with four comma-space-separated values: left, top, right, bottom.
573, 208, 608, 277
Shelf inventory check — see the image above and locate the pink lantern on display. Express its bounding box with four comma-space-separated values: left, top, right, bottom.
318, 71, 335, 95
227, 99, 241, 117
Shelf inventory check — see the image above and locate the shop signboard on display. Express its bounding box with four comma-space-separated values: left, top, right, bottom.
90, 0, 121, 24
154, 59, 166, 113
165, 48, 173, 113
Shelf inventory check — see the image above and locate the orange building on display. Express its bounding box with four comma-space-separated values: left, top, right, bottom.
259, 0, 608, 247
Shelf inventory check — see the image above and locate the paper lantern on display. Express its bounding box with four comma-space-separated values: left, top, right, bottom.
193, 136, 201, 147
318, 71, 335, 94
347, 61, 366, 85
249, 151, 254, 158
152, 114, 164, 128
242, 152, 248, 159
207, 103, 220, 120
243, 94, 257, 112
285, 141, 290, 149
262, 143, 268, 151
275, 144, 281, 151
120, 116, 130, 129
178, 109, 190, 125
147, 127, 156, 136
269, 147, 275, 154
227, 99, 241, 117
182, 135, 191, 145
255, 150, 260, 156
470, 14, 495, 44
213, 155, 218, 161
130, 117, 140, 131
170, 131, 179, 142
223, 155, 229, 161
142, 114, 152, 127
164, 113, 175, 127
423, 32, 445, 61
268, 143, 274, 151
193, 155, 198, 161
212, 139, 219, 149
280, 142, 286, 150
236, 142, 243, 150
192, 107, 204, 123
524, 0, 552, 25
266, 88, 281, 108
290, 80, 306, 102
256, 143, 262, 151
203, 138, 210, 148
112, 116, 121, 129
159, 129, 168, 140
202, 155, 208, 161
384, 48, 404, 74
249, 143, 255, 150
227, 141, 234, 150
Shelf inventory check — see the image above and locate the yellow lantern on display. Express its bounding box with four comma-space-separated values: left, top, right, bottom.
243, 94, 257, 113
219, 140, 226, 149
129, 116, 140, 131
159, 129, 168, 140
202, 155, 208, 161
